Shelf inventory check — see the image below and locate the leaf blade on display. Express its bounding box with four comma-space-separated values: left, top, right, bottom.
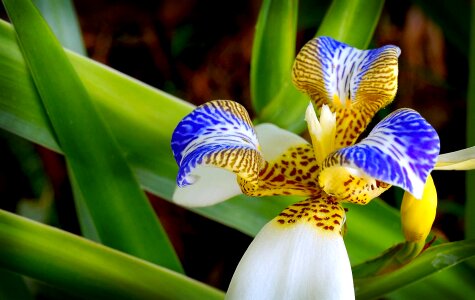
2, 0, 182, 271
0, 209, 224, 300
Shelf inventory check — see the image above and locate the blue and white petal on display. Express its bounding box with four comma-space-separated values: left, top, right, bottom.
320, 109, 440, 200
292, 36, 400, 110
171, 100, 263, 187
292, 36, 401, 148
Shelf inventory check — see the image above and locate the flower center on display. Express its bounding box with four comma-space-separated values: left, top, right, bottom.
305, 103, 336, 166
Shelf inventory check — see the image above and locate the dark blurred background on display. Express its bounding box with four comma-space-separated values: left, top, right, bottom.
0, 0, 471, 295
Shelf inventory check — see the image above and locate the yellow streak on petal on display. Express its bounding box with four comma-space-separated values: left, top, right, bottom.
401, 174, 437, 242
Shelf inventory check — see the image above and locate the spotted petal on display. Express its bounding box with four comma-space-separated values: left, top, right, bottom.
292, 36, 400, 147
320, 109, 440, 201
239, 124, 321, 197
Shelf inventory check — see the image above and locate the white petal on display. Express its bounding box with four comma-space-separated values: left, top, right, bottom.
226, 221, 354, 300
172, 166, 241, 207
255, 123, 309, 162
435, 146, 475, 170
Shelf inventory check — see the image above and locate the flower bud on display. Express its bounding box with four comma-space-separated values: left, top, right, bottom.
400, 174, 437, 242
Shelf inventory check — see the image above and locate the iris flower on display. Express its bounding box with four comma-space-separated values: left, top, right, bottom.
171, 37, 443, 299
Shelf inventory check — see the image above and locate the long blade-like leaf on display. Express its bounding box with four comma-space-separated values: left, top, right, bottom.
354, 239, 475, 299
0, 209, 224, 300
2, 0, 182, 272
33, 0, 86, 55
33, 0, 96, 241
251, 0, 298, 114
386, 263, 475, 299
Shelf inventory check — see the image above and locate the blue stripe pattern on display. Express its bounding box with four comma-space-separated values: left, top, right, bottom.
323, 109, 440, 198
171, 100, 260, 187
316, 37, 400, 105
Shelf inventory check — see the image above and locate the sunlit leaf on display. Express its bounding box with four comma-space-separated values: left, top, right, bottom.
0, 209, 224, 300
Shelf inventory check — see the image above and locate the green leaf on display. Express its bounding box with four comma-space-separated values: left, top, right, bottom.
354, 239, 475, 299
0, 209, 224, 300
251, 0, 298, 114
33, 0, 96, 240
2, 0, 182, 272
386, 263, 475, 299
344, 199, 403, 265
32, 0, 86, 55
0, 18, 402, 265
317, 0, 384, 49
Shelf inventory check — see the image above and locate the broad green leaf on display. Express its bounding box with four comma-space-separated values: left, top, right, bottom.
0, 268, 32, 300
2, 0, 182, 272
354, 239, 475, 299
255, 0, 385, 133
0, 18, 401, 264
0, 209, 224, 300
251, 0, 298, 114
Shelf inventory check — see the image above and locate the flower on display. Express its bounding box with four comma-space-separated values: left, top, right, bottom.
171, 36, 441, 299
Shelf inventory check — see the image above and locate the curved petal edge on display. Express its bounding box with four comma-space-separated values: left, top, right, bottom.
171, 100, 263, 187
